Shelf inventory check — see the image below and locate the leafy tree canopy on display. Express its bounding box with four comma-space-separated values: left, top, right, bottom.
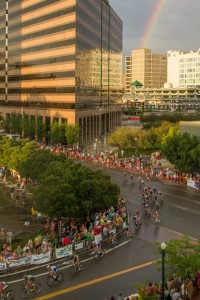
33, 161, 119, 218
157, 236, 200, 280
161, 131, 199, 173
65, 124, 80, 147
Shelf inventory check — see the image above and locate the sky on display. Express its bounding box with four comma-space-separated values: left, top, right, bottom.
109, 0, 200, 57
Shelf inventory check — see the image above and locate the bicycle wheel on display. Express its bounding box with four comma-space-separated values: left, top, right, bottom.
6, 290, 15, 300
46, 276, 54, 287
34, 282, 41, 294
69, 265, 76, 275
57, 272, 64, 282
78, 263, 84, 271
94, 252, 100, 261
21, 287, 30, 299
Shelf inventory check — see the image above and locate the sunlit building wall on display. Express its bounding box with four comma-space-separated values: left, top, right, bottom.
125, 48, 167, 94
168, 49, 200, 88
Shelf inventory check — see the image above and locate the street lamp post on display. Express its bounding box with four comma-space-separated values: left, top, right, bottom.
161, 241, 167, 300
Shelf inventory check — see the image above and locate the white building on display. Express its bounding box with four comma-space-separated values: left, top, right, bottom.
168, 49, 200, 88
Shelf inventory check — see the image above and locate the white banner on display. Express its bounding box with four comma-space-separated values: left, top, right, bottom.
123, 222, 127, 229
55, 245, 73, 259
187, 178, 195, 188
94, 233, 102, 243
31, 251, 51, 265
8, 256, 31, 269
109, 228, 116, 235
74, 242, 84, 251
0, 262, 7, 271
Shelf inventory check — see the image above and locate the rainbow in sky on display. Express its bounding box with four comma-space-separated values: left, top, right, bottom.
140, 0, 165, 49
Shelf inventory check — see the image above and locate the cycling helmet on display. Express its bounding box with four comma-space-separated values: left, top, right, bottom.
47, 264, 50, 269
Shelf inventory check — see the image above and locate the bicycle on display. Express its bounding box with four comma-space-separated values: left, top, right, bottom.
94, 249, 105, 261
106, 232, 119, 246
124, 227, 133, 240
46, 272, 64, 287
69, 262, 84, 275
1, 289, 15, 300
21, 282, 41, 299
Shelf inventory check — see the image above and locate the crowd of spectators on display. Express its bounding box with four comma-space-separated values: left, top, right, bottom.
39, 144, 200, 190
123, 274, 200, 300
0, 196, 128, 266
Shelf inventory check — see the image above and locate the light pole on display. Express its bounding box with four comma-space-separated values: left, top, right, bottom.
161, 241, 167, 300
35, 103, 41, 141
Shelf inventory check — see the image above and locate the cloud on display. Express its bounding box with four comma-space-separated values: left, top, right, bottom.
109, 0, 200, 55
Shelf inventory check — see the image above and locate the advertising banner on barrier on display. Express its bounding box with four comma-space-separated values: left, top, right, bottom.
94, 233, 102, 243
0, 262, 7, 271
55, 245, 73, 259
187, 178, 195, 188
74, 242, 84, 251
8, 256, 31, 269
31, 251, 51, 265
109, 228, 116, 235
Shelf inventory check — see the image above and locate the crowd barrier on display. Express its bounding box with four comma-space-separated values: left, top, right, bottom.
0, 221, 127, 274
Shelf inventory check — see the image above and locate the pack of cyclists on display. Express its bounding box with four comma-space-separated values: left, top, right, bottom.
130, 174, 164, 229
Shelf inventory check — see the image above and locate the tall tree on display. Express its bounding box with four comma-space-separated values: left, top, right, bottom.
161, 131, 199, 172
65, 124, 80, 147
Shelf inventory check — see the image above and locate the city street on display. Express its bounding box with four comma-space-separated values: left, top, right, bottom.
2, 166, 200, 299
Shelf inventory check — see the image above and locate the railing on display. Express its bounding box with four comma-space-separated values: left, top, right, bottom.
0, 221, 128, 274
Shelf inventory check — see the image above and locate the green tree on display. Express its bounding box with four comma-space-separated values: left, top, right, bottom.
108, 127, 141, 151
21, 115, 35, 140
50, 122, 67, 144
17, 148, 66, 180
33, 161, 119, 218
161, 131, 199, 172
190, 144, 200, 173
65, 124, 80, 147
157, 236, 200, 280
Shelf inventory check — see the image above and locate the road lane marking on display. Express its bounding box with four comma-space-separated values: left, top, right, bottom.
34, 260, 157, 300
191, 200, 200, 205
174, 205, 189, 211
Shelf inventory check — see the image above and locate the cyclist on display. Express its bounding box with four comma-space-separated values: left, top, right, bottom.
144, 203, 151, 216
123, 172, 127, 182
133, 211, 141, 229
138, 176, 142, 186
153, 210, 160, 224
23, 274, 35, 291
0, 281, 8, 297
94, 241, 103, 257
47, 264, 58, 279
124, 225, 132, 239
70, 253, 80, 271
130, 173, 134, 183
158, 191, 163, 203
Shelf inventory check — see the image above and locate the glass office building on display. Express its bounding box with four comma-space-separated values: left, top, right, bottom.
0, 0, 122, 145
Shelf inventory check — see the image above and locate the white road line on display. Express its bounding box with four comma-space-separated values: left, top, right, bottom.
174, 205, 189, 211
7, 240, 131, 284
191, 200, 200, 205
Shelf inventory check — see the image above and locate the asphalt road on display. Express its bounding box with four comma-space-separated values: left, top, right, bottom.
2, 166, 200, 300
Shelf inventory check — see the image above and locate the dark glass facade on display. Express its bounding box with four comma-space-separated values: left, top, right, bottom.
76, 0, 122, 107
0, 0, 122, 145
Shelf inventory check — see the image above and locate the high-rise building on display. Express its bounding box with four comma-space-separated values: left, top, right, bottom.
167, 49, 200, 88
125, 48, 167, 94
0, 0, 122, 145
